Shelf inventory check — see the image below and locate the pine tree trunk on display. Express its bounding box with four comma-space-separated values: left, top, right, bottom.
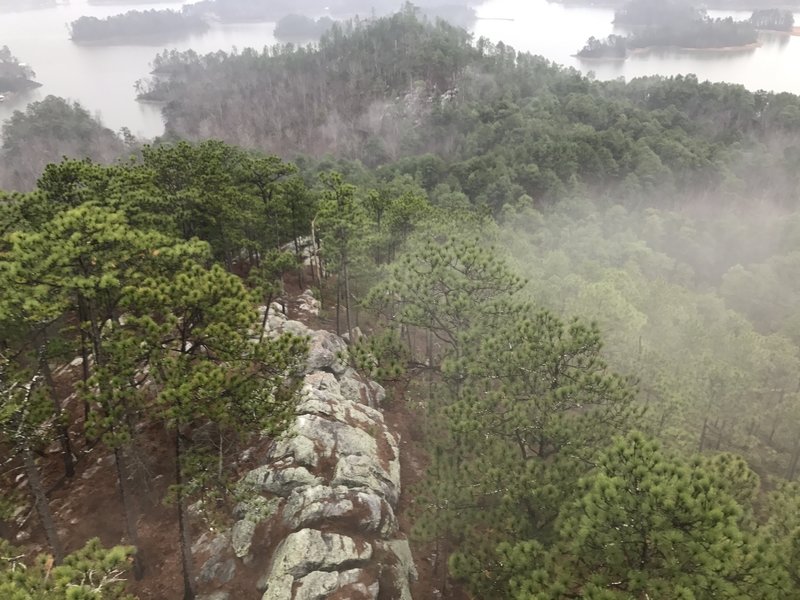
343, 258, 353, 341
294, 237, 304, 289
335, 275, 342, 336
23, 447, 64, 564
78, 303, 92, 442
174, 430, 196, 600
38, 344, 74, 478
698, 417, 708, 452
114, 447, 145, 579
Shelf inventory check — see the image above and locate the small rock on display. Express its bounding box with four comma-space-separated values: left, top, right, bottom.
231, 519, 257, 559
197, 557, 236, 585
306, 330, 348, 375
15, 530, 30, 543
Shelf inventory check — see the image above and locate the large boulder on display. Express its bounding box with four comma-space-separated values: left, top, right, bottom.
306, 330, 348, 375
282, 485, 398, 536
261, 529, 372, 600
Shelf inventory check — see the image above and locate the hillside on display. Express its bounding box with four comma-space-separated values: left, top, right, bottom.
3, 8, 800, 600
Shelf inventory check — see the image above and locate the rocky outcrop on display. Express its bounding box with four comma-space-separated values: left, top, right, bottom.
198, 304, 416, 599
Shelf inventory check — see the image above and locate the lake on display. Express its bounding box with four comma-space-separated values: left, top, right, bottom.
2, 0, 800, 139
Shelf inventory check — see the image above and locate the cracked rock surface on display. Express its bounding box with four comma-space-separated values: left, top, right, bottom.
197, 303, 416, 599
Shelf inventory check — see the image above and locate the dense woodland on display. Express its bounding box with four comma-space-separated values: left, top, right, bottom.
69, 8, 209, 44
5, 6, 800, 600
578, 0, 765, 58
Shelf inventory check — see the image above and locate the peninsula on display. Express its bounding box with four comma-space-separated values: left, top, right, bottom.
0, 45, 39, 95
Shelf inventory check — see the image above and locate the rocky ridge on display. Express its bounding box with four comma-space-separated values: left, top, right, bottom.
197, 303, 416, 599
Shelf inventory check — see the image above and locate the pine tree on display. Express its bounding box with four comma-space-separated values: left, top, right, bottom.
0, 360, 65, 563
0, 537, 136, 600
503, 432, 787, 600
116, 261, 308, 600
317, 172, 370, 339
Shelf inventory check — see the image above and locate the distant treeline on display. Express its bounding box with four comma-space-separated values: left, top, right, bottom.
69, 8, 208, 43
576, 0, 788, 58
751, 8, 795, 32
274, 14, 336, 41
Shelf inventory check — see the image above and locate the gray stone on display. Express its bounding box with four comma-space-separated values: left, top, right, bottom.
197, 557, 236, 585
304, 371, 341, 394
293, 569, 378, 600
341, 326, 363, 345
339, 372, 387, 409
379, 539, 418, 600
306, 330, 348, 375
282, 485, 398, 536
262, 528, 372, 583
282, 320, 310, 337
297, 290, 321, 317
197, 592, 230, 600
292, 570, 340, 600
293, 414, 378, 461
244, 465, 321, 496
332, 454, 399, 505
261, 574, 294, 599
191, 531, 229, 559
268, 433, 319, 469
231, 519, 257, 559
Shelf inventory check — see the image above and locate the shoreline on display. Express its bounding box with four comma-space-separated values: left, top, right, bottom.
758, 26, 800, 36
573, 53, 626, 61
70, 28, 208, 46
0, 79, 42, 96
135, 96, 167, 105
629, 41, 761, 54
576, 40, 761, 61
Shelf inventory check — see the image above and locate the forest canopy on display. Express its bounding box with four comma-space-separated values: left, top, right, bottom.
4, 8, 800, 600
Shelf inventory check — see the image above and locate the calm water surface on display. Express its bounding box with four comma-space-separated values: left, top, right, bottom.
1, 0, 800, 139
473, 0, 800, 94
0, 0, 279, 137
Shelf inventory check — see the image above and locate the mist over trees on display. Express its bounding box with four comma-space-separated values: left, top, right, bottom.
750, 8, 795, 32
4, 7, 800, 600
0, 45, 39, 94
274, 14, 335, 42
0, 96, 125, 191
